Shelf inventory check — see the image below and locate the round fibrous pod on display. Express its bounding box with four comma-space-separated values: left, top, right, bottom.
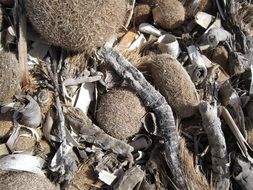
0, 52, 20, 104
0, 112, 13, 139
152, 0, 185, 30
134, 4, 151, 25
25, 0, 128, 52
0, 171, 59, 190
96, 88, 146, 140
151, 54, 199, 118
13, 128, 39, 152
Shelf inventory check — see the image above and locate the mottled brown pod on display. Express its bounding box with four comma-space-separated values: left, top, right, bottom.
134, 4, 151, 25
151, 54, 199, 118
152, 0, 185, 30
0, 171, 59, 190
96, 88, 146, 140
0, 52, 20, 104
25, 0, 128, 52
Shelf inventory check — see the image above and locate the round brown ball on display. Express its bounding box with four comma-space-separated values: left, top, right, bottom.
151, 54, 199, 118
152, 0, 185, 30
0, 171, 59, 190
134, 4, 151, 25
96, 88, 146, 140
25, 0, 128, 52
0, 52, 20, 104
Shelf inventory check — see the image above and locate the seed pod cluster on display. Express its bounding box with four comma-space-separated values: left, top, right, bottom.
96, 88, 146, 140
151, 54, 199, 118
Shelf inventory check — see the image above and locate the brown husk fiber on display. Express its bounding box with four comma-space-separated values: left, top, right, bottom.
179, 138, 212, 190
96, 88, 146, 140
0, 112, 13, 139
0, 52, 20, 104
152, 0, 185, 30
0, 171, 59, 190
151, 54, 199, 118
25, 0, 128, 52
134, 4, 151, 25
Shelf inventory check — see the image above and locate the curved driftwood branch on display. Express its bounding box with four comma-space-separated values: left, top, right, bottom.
98, 47, 187, 189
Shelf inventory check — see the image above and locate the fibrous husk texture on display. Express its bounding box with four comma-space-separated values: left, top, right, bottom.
134, 4, 151, 25
25, 0, 128, 52
96, 88, 146, 140
151, 54, 199, 118
152, 0, 185, 30
179, 138, 212, 190
0, 52, 20, 104
0, 171, 59, 190
0, 112, 13, 139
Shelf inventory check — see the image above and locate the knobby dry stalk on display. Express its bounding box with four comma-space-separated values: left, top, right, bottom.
199, 101, 230, 190
98, 47, 187, 189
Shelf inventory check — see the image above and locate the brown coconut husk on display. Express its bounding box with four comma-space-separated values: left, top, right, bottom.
179, 137, 212, 190
25, 0, 128, 52
151, 54, 199, 118
0, 171, 59, 190
0, 52, 20, 104
152, 0, 185, 30
96, 88, 146, 140
0, 112, 13, 140
134, 4, 151, 25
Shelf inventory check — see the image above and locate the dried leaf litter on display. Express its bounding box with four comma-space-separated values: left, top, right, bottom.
0, 0, 253, 190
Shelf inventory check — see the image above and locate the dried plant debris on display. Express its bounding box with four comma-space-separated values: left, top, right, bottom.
0, 171, 59, 190
25, 0, 128, 52
152, 0, 185, 30
96, 87, 146, 140
0, 52, 21, 104
1, 0, 253, 189
151, 54, 200, 118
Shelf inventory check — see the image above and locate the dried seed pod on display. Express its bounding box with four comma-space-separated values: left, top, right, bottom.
0, 52, 20, 104
134, 4, 151, 25
151, 54, 199, 118
0, 171, 59, 190
152, 0, 185, 30
25, 0, 128, 52
96, 88, 146, 140
13, 128, 38, 152
0, 112, 13, 139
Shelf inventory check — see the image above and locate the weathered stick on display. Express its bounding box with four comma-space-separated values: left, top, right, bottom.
199, 101, 230, 190
15, 0, 28, 86
98, 47, 187, 189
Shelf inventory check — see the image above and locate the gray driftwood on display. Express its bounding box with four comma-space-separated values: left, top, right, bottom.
98, 47, 187, 189
199, 101, 230, 190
